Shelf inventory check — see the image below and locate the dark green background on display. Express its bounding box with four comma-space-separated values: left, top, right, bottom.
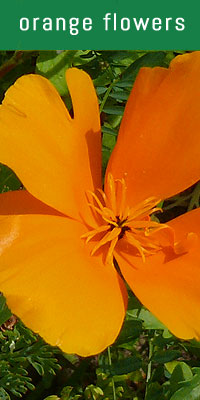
1, 0, 199, 50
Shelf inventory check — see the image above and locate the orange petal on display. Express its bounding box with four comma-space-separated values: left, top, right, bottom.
0, 190, 63, 216
0, 214, 127, 356
115, 208, 200, 340
0, 69, 101, 223
66, 68, 102, 204
106, 51, 200, 206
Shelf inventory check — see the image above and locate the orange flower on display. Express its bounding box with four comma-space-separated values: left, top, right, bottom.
0, 52, 200, 356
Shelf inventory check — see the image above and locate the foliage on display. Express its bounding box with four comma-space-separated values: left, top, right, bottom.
0, 49, 200, 399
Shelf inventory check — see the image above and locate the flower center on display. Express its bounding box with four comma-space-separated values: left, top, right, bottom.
81, 174, 197, 265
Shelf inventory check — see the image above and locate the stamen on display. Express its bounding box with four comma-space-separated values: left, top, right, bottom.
128, 220, 163, 229
82, 174, 196, 265
115, 178, 127, 218
106, 236, 119, 265
91, 227, 121, 256
128, 197, 161, 222
88, 202, 117, 224
81, 225, 110, 243
106, 173, 117, 215
97, 188, 107, 202
125, 231, 148, 263
87, 190, 104, 210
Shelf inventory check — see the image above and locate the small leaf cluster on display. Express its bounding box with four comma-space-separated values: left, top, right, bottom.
0, 294, 60, 399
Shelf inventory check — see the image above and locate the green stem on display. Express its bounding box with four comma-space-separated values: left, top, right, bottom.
107, 346, 117, 400
144, 337, 154, 399
0, 50, 38, 80
0, 51, 24, 79
100, 81, 116, 114
146, 338, 153, 383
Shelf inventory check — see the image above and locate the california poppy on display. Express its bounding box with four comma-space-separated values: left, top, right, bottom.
0, 51, 200, 357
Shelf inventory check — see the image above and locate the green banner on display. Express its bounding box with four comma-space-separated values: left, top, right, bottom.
0, 0, 199, 49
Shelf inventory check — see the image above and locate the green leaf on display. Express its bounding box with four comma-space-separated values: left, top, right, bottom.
165, 361, 180, 375
36, 50, 75, 96
116, 320, 142, 344
169, 368, 200, 400
27, 358, 44, 375
120, 51, 166, 82
145, 382, 164, 400
102, 132, 116, 175
170, 362, 193, 395
128, 307, 166, 330
109, 91, 129, 101
84, 385, 104, 400
0, 294, 12, 326
100, 50, 140, 63
0, 387, 11, 400
0, 164, 21, 193
102, 356, 142, 376
103, 106, 124, 115
102, 126, 117, 136
60, 386, 75, 400
152, 350, 181, 364
0, 52, 35, 103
